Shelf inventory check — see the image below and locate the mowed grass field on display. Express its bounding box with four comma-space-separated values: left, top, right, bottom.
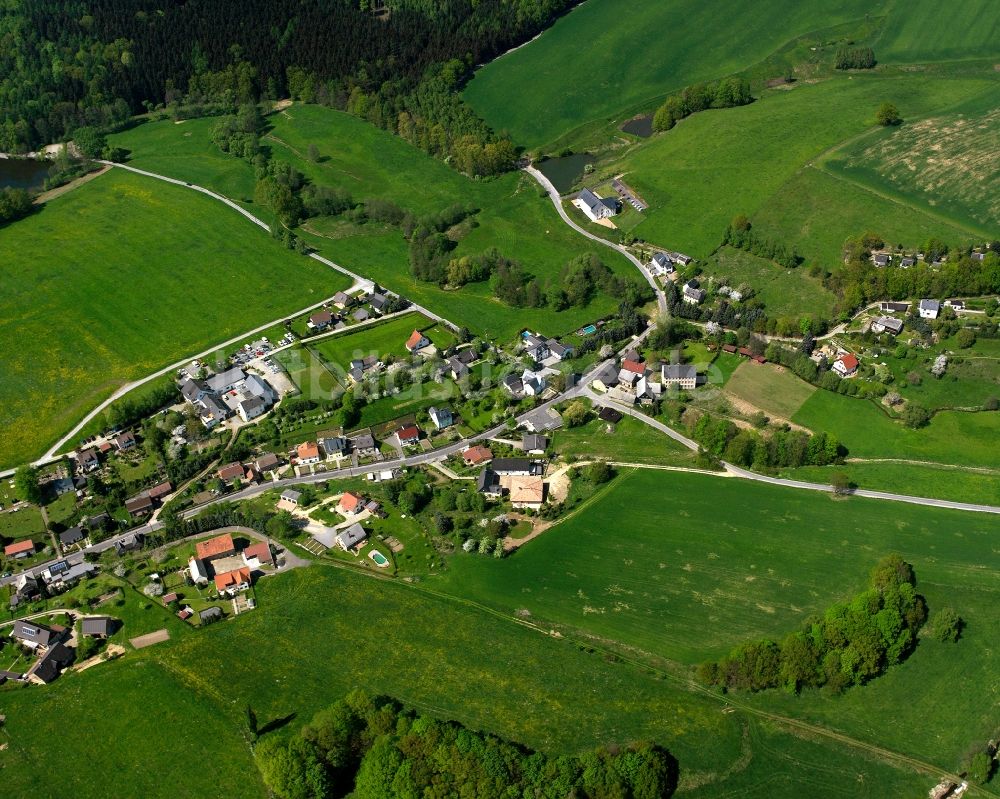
551, 413, 698, 467
463, 0, 885, 148
600, 75, 996, 260
873, 0, 1000, 62
793, 390, 1000, 469
435, 468, 1000, 770
723, 361, 817, 420
0, 169, 349, 467
114, 107, 636, 341
309, 312, 444, 373
0, 564, 929, 798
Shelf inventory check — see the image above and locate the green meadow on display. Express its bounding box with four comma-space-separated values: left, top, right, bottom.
793, 390, 1000, 469
309, 312, 442, 373
0, 169, 348, 468
597, 75, 996, 260
463, 0, 886, 148
873, 0, 1000, 63
723, 361, 817, 420
0, 563, 929, 798
113, 108, 636, 342
434, 468, 1000, 771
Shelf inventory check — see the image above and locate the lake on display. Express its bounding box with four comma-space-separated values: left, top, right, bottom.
0, 158, 50, 190
536, 152, 594, 194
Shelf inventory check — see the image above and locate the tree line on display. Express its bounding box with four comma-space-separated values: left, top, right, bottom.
722, 215, 801, 269
254, 689, 677, 799
652, 77, 752, 133
835, 47, 876, 70
698, 555, 927, 694
689, 412, 844, 470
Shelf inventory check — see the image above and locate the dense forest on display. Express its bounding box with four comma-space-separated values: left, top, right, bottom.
254, 689, 677, 798
0, 0, 578, 171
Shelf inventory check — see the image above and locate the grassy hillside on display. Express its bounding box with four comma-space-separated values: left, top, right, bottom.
595, 75, 995, 260
0, 563, 929, 798
435, 468, 1000, 769
873, 0, 1000, 62
113, 108, 637, 340
0, 169, 348, 467
462, 0, 886, 148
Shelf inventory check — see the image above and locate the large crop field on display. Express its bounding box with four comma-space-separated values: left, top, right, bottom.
595, 75, 996, 260
113, 107, 637, 341
0, 169, 349, 467
435, 468, 1000, 770
723, 361, 817, 420
463, 0, 885, 148
0, 563, 930, 798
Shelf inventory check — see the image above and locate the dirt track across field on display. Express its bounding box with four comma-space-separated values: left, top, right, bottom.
129, 629, 170, 649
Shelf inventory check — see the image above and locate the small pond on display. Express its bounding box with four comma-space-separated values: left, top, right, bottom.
621, 115, 653, 138
536, 152, 594, 194
0, 157, 50, 190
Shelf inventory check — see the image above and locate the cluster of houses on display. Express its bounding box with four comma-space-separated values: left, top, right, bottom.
306, 290, 398, 332
4, 614, 117, 685
8, 558, 97, 610
476, 457, 547, 510
179, 366, 278, 428
648, 250, 693, 278
591, 350, 699, 404
868, 298, 956, 338
185, 532, 274, 604
123, 479, 172, 520
500, 332, 576, 399
75, 429, 143, 475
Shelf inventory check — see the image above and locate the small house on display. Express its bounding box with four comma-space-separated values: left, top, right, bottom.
546, 339, 575, 361
243, 541, 274, 569
521, 370, 546, 397
350, 431, 378, 457
491, 458, 538, 476
114, 532, 143, 556
428, 406, 453, 430
125, 493, 154, 518
832, 354, 859, 377
502, 374, 524, 397
872, 253, 891, 267
321, 437, 349, 459
296, 441, 321, 465
508, 476, 545, 510
332, 291, 353, 309
214, 567, 251, 596
522, 334, 550, 362
307, 310, 334, 331
597, 406, 623, 424
11, 620, 56, 651
871, 316, 904, 335
521, 434, 548, 455
59, 527, 86, 547
572, 188, 620, 222
114, 431, 137, 451
338, 491, 366, 516
649, 252, 674, 276
147, 481, 173, 502
661, 363, 698, 390
682, 282, 706, 305
396, 424, 420, 446
195, 533, 236, 562
77, 447, 100, 473
337, 523, 368, 551
368, 293, 390, 314
81, 617, 114, 638
189, 557, 209, 585
477, 468, 502, 498
919, 299, 941, 319
217, 461, 245, 484
277, 489, 301, 511
463, 445, 493, 467
405, 329, 431, 353
254, 453, 281, 473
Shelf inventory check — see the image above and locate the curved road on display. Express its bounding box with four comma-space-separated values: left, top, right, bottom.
524, 165, 668, 318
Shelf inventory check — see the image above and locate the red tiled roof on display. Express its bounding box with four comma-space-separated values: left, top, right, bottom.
4, 539, 35, 556
621, 359, 645, 375
147, 481, 173, 499
463, 445, 493, 465
838, 354, 859, 371
195, 533, 235, 560
243, 541, 273, 564
214, 567, 251, 592
397, 424, 419, 442
405, 329, 427, 350
722, 344, 737, 353
296, 441, 320, 460
217, 462, 244, 480
339, 491, 364, 513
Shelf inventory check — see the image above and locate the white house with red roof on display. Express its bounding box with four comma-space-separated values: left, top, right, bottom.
405, 329, 431, 353
832, 353, 859, 377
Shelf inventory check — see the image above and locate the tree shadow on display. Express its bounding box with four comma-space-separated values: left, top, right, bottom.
258, 712, 297, 736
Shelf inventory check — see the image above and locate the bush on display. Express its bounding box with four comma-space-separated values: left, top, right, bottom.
876, 102, 901, 127
927, 607, 963, 643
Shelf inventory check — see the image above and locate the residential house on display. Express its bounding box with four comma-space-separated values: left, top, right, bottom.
214, 567, 251, 596
900, 257, 915, 268
405, 329, 431, 353
125, 494, 154, 518
237, 395, 269, 423
649, 252, 675, 276
352, 308, 370, 322
396, 424, 420, 446
277, 489, 302, 511
661, 363, 698, 390
188, 557, 210, 585
448, 355, 470, 381
9, 575, 41, 610
521, 434, 548, 455
296, 441, 321, 465
971, 251, 985, 262
832, 354, 859, 377
477, 468, 502, 498
332, 291, 353, 309
919, 299, 941, 319
463, 445, 493, 467
114, 431, 137, 451
217, 461, 245, 484
337, 523, 367, 551
491, 458, 539, 476
114, 532, 143, 556
428, 406, 453, 430
670, 252, 693, 266
521, 370, 546, 397
31, 642, 74, 684
243, 541, 274, 569
682, 281, 706, 305
507, 476, 545, 510
77, 447, 100, 473
521, 406, 564, 433
546, 339, 575, 361
880, 301, 910, 313
871, 316, 904, 335
321, 437, 349, 459
254, 453, 281, 473
11, 620, 56, 651
618, 357, 646, 386
84, 512, 111, 532
162, 592, 179, 605
81, 617, 114, 638
350, 431, 378, 457
368, 293, 390, 315
522, 334, 549, 362
43, 562, 96, 592
501, 373, 525, 397
307, 310, 335, 331
195, 533, 236, 562
572, 188, 620, 222
147, 481, 173, 502
338, 491, 366, 516
598, 406, 623, 424
205, 367, 246, 394
872, 252, 891, 267
195, 394, 231, 429
591, 363, 619, 392
59, 527, 86, 547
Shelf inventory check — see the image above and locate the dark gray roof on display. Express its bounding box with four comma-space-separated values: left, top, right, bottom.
12, 620, 54, 646
82, 617, 113, 636
350, 432, 377, 450
477, 468, 500, 493
337, 523, 367, 549
199, 606, 223, 622
663, 364, 698, 380
205, 367, 246, 393
491, 458, 535, 474
920, 299, 941, 312
321, 436, 348, 454
522, 434, 548, 451
59, 527, 85, 545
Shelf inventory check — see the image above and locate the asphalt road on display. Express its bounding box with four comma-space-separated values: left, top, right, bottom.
523, 165, 668, 318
